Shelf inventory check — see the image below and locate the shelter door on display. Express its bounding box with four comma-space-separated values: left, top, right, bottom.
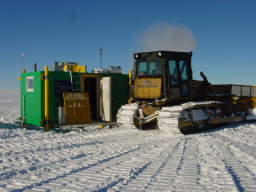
100, 77, 112, 121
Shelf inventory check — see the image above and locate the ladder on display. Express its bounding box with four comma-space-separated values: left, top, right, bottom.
69, 71, 81, 92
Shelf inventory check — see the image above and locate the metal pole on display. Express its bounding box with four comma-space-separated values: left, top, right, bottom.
21, 53, 25, 73
44, 66, 50, 131
99, 48, 103, 68
34, 63, 37, 72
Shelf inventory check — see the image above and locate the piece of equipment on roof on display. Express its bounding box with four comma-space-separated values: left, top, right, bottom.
92, 66, 122, 74
54, 61, 87, 73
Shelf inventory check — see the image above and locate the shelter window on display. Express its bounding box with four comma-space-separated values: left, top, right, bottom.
179, 60, 188, 80
137, 61, 162, 76
26, 76, 34, 92
168, 60, 178, 86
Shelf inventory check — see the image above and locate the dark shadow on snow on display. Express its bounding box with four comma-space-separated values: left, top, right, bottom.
187, 121, 256, 136
0, 122, 21, 130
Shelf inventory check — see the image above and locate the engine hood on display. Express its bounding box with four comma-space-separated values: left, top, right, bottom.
134, 78, 162, 99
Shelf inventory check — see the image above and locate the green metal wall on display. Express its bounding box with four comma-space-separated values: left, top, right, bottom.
21, 72, 44, 126
48, 71, 78, 125
21, 71, 78, 127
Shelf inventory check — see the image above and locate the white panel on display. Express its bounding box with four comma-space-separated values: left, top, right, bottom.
58, 106, 65, 125
241, 86, 251, 97
251, 87, 256, 97
231, 85, 241, 96
100, 77, 112, 121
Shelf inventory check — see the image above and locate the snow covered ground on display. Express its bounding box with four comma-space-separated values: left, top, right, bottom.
0, 91, 256, 192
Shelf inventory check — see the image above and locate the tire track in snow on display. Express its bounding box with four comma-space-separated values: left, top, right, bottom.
212, 136, 256, 192
107, 137, 182, 191
114, 136, 205, 192
228, 145, 256, 183
56, 136, 181, 192
11, 138, 171, 191
0, 140, 102, 181
0, 127, 136, 154
0, 124, 126, 147
0, 129, 138, 181
0, 137, 139, 183
8, 146, 140, 192
0, 128, 139, 172
33, 136, 175, 191
1, 131, 175, 191
166, 136, 206, 192
198, 136, 239, 192
238, 129, 256, 137
213, 134, 256, 159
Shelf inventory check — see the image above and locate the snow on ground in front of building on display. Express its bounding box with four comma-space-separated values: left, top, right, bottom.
0, 90, 19, 124
0, 91, 256, 192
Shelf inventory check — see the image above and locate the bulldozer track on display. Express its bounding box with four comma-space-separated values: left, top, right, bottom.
116, 103, 139, 128
157, 105, 183, 134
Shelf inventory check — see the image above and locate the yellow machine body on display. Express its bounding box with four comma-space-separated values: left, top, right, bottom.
134, 78, 162, 99
128, 70, 133, 86
63, 92, 92, 124
238, 97, 256, 108
63, 63, 87, 73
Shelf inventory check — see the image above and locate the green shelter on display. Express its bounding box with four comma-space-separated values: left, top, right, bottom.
20, 70, 129, 128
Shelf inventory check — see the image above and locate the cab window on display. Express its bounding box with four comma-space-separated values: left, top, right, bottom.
138, 61, 147, 74
137, 61, 162, 76
179, 60, 188, 80
168, 60, 178, 86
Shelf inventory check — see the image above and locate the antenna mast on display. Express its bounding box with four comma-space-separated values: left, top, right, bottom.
99, 48, 103, 68
21, 53, 25, 73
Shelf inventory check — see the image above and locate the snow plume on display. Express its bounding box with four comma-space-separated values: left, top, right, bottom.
139, 22, 197, 52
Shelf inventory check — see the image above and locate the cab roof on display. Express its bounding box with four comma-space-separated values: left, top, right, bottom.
133, 50, 192, 60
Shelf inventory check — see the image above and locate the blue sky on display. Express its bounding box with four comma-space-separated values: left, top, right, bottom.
1, 0, 256, 90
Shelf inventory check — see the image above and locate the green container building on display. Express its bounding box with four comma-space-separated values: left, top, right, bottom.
21, 71, 80, 127
21, 70, 129, 128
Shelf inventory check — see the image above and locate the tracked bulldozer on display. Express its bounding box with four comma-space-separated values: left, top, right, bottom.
117, 51, 256, 134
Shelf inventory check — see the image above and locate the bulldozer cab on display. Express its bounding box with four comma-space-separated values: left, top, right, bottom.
132, 51, 193, 101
